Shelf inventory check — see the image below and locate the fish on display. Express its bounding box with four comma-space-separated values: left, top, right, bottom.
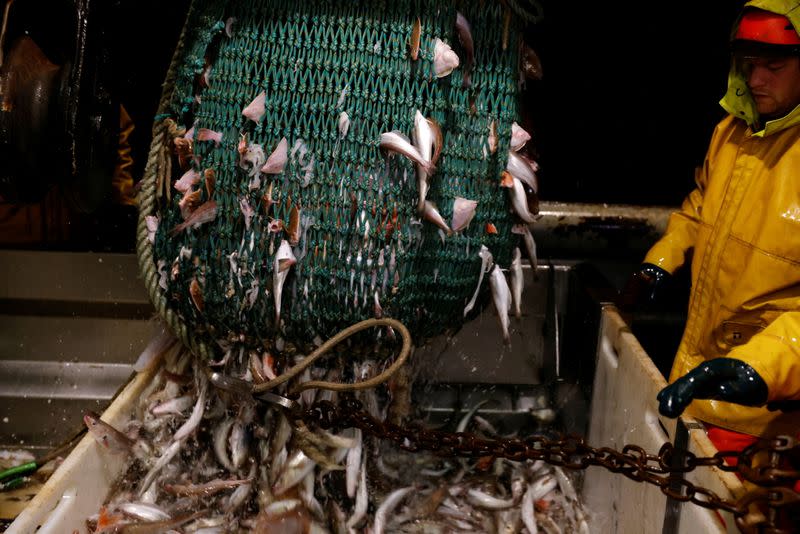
116, 510, 205, 534
422, 200, 452, 235
145, 216, 159, 244
174, 169, 200, 193
489, 264, 512, 343
451, 196, 478, 233
500, 170, 514, 188
337, 111, 349, 139
467, 488, 515, 510
512, 224, 538, 271
138, 440, 183, 496
288, 205, 301, 245
116, 502, 170, 522
224, 17, 236, 37
412, 110, 434, 211
151, 395, 194, 416
488, 120, 498, 155
409, 17, 421, 60
456, 399, 491, 433
529, 474, 558, 501
261, 138, 288, 174
83, 411, 134, 454
273, 450, 316, 495
273, 239, 297, 326
510, 247, 523, 319
554, 466, 577, 501
169, 200, 217, 236
454, 12, 474, 88
521, 483, 539, 534
345, 428, 362, 499
204, 168, 216, 198
240, 143, 265, 178
380, 130, 433, 174
432, 38, 459, 78
506, 151, 538, 193
464, 245, 493, 317
520, 42, 543, 81
511, 122, 532, 152
346, 458, 369, 529
508, 177, 537, 224
225, 471, 253, 515
178, 188, 202, 220
163, 477, 252, 497
213, 418, 236, 471
189, 278, 204, 312
196, 128, 223, 145
373, 486, 414, 534
174, 375, 207, 440
242, 91, 266, 123
239, 197, 255, 230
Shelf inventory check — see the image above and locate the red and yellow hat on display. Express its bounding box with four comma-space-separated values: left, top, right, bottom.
732, 9, 800, 56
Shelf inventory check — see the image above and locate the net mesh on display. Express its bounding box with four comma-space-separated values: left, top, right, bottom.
140, 0, 532, 357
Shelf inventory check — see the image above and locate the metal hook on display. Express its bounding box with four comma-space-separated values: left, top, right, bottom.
209, 371, 300, 412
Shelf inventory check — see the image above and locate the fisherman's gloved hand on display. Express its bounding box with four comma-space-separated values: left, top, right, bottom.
618, 263, 671, 313
657, 358, 768, 418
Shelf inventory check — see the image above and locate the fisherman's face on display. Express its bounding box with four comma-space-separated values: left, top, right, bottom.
742, 55, 800, 120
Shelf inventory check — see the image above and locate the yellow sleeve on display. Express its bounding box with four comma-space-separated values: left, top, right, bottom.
643, 163, 707, 274
727, 312, 800, 402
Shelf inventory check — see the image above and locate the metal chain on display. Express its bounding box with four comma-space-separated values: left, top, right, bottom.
294, 397, 800, 534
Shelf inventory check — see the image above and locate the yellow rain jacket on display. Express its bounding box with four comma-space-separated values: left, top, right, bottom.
644, 0, 800, 437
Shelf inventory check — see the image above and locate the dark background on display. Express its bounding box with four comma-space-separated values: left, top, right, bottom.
0, 0, 745, 251
524, 1, 744, 206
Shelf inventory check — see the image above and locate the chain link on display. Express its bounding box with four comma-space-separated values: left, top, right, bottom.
296, 398, 800, 534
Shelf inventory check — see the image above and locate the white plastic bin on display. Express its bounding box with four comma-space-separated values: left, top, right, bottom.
7, 308, 745, 534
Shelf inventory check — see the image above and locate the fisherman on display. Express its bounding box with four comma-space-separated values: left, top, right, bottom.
621, 0, 800, 459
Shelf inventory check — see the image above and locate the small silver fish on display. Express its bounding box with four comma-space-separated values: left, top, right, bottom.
508, 177, 537, 224
464, 245, 493, 317
506, 151, 538, 193
467, 488, 514, 510
422, 200, 452, 235
380, 130, 433, 174
373, 486, 414, 534
510, 247, 523, 319
512, 224, 538, 271
273, 239, 297, 326
489, 264, 512, 343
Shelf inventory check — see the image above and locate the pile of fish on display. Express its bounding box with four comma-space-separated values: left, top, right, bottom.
83, 340, 592, 533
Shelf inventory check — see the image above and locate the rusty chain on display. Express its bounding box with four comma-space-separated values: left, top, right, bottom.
293, 397, 800, 534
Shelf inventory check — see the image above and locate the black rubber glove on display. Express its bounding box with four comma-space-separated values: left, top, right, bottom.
657, 358, 768, 418
618, 263, 671, 313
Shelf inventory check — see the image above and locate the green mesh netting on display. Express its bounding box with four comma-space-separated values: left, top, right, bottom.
137, 0, 534, 359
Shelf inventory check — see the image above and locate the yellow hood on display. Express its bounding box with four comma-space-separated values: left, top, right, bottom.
720, 0, 800, 135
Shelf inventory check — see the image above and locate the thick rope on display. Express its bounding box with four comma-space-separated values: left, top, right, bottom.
252, 317, 412, 395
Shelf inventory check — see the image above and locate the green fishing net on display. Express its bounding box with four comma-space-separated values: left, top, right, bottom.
137, 0, 538, 360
